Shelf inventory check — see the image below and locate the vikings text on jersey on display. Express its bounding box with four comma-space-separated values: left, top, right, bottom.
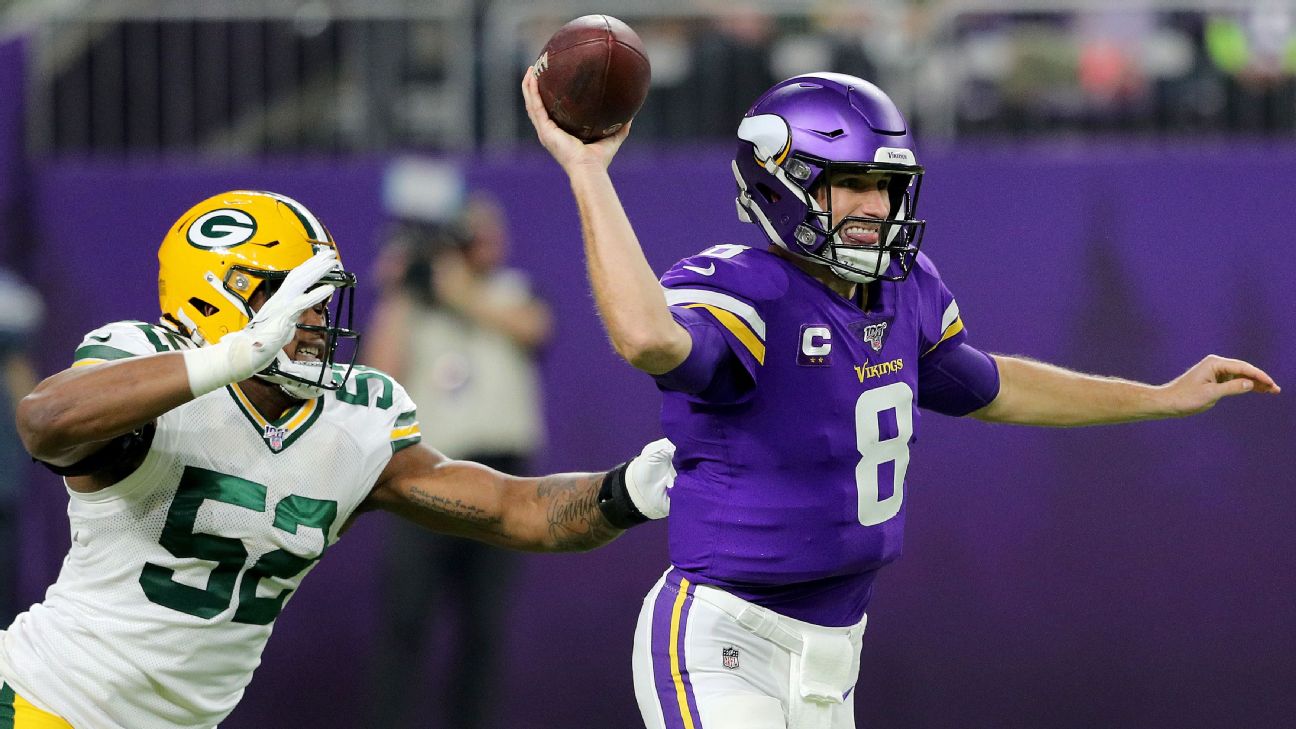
655, 245, 994, 627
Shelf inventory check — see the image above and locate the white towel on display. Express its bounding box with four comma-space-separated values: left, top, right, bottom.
797, 631, 856, 704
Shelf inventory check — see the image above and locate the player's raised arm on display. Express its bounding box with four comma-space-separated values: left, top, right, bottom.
19, 250, 340, 472
521, 69, 691, 375
973, 353, 1280, 426
365, 438, 674, 552
18, 351, 193, 468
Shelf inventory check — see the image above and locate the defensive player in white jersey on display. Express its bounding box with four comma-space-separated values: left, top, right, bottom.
1, 190, 674, 729
523, 66, 1281, 729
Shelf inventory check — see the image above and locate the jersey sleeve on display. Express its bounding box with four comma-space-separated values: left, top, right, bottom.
912, 254, 1000, 415
72, 321, 196, 367
657, 245, 786, 394
46, 321, 191, 480
652, 306, 755, 402
334, 365, 423, 455
387, 379, 421, 454
914, 254, 967, 359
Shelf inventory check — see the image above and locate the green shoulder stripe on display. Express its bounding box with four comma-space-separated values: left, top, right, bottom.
74, 344, 137, 362
392, 435, 421, 454
0, 681, 14, 726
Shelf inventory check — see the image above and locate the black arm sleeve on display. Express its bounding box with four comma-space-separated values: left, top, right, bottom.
36, 422, 157, 477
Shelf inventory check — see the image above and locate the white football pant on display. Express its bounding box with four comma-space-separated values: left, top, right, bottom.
632, 569, 867, 729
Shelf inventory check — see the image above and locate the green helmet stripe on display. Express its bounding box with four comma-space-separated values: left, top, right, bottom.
261, 191, 330, 242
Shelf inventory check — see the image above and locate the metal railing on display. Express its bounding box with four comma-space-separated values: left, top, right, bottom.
21, 0, 475, 155
9, 0, 1296, 155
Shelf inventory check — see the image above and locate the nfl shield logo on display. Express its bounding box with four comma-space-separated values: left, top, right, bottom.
722, 646, 740, 670
263, 425, 288, 452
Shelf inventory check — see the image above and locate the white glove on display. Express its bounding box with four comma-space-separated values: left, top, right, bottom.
624, 437, 676, 520
183, 250, 339, 397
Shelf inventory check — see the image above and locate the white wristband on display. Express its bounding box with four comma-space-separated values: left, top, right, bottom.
183, 344, 238, 398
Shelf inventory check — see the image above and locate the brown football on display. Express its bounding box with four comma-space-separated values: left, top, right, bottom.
534, 15, 651, 142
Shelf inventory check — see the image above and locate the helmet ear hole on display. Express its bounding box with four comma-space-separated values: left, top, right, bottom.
754, 182, 781, 205
188, 297, 219, 317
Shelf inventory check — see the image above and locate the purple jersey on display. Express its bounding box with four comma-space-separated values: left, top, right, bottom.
657, 245, 987, 627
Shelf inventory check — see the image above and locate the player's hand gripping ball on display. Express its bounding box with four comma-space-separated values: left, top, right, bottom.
534, 15, 651, 142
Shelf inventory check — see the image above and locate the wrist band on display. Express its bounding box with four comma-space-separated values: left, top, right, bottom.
183, 345, 234, 397
597, 461, 649, 530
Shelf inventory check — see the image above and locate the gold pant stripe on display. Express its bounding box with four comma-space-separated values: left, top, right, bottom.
0, 684, 74, 729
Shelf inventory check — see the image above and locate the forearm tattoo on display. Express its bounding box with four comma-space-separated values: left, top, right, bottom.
537, 473, 622, 550
406, 484, 506, 535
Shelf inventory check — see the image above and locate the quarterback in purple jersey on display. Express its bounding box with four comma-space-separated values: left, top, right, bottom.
522, 70, 1280, 729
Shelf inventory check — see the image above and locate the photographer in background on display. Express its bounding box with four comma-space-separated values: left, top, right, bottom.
365, 192, 552, 729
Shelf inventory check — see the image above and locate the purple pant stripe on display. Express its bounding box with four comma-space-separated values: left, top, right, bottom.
650, 569, 702, 729
677, 578, 702, 724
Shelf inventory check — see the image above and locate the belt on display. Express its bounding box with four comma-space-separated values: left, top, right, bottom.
688, 583, 865, 655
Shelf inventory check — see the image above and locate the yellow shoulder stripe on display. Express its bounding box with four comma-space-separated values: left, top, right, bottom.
390, 424, 421, 441
71, 358, 107, 368
923, 316, 964, 356
685, 304, 765, 365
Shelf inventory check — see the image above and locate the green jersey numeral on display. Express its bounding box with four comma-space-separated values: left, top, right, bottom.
336, 366, 394, 409
139, 466, 337, 624
233, 496, 338, 625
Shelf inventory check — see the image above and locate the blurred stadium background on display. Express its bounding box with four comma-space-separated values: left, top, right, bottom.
1, 1, 1293, 727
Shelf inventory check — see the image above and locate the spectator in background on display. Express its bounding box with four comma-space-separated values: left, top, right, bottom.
1204, 6, 1296, 130
0, 268, 41, 627
365, 193, 552, 729
692, 8, 777, 136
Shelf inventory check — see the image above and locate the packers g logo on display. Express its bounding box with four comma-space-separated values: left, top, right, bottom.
187, 209, 257, 249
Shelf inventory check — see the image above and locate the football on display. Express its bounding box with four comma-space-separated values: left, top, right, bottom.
534, 15, 651, 142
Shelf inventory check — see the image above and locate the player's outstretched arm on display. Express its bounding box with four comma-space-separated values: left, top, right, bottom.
973, 354, 1280, 426
521, 69, 690, 375
367, 439, 675, 552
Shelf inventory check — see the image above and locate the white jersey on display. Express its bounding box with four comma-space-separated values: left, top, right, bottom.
0, 321, 421, 729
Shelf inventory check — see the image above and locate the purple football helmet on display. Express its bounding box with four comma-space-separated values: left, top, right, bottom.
733, 72, 926, 283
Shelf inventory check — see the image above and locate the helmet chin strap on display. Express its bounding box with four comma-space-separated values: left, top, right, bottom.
257, 351, 329, 400
830, 244, 890, 284
782, 226, 889, 284
820, 195, 907, 284
808, 194, 891, 284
